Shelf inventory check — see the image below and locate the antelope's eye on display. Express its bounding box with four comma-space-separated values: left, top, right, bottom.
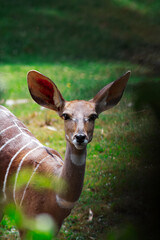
62, 113, 71, 120
89, 114, 98, 121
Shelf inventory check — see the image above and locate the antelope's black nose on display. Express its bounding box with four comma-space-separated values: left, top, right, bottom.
75, 134, 86, 143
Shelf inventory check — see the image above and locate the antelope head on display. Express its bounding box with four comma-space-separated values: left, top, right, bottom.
27, 70, 130, 150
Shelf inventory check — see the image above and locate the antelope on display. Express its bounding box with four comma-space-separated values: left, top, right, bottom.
0, 70, 130, 236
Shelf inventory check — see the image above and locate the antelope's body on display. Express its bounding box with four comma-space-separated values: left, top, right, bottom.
0, 70, 130, 237
0, 105, 69, 229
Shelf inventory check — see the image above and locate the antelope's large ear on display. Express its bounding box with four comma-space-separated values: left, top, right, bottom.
27, 70, 65, 112
91, 71, 131, 114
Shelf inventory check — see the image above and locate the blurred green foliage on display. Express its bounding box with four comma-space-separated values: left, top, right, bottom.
0, 168, 64, 239
3, 204, 55, 240
10, 168, 66, 195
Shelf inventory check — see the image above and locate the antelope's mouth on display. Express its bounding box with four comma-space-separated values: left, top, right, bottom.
72, 138, 88, 150
66, 134, 89, 150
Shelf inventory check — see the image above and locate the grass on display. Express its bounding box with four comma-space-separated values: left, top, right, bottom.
0, 0, 160, 239
0, 0, 160, 65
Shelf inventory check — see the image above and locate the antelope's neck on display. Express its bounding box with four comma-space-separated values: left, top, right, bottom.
58, 141, 86, 204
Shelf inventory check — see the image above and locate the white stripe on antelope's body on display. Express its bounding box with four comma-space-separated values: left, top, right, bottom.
0, 70, 130, 236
